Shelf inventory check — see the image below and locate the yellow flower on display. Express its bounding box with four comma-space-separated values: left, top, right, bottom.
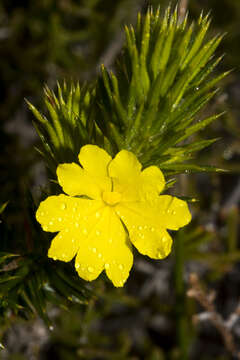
36, 145, 191, 287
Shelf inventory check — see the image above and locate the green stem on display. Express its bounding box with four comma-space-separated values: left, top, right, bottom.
174, 231, 188, 360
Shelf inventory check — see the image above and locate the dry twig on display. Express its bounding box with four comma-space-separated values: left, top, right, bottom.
187, 273, 240, 359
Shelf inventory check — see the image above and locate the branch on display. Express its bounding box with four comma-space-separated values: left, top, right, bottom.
187, 273, 240, 359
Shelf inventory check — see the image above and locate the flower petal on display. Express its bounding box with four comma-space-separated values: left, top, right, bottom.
36, 195, 104, 233
140, 166, 165, 201
57, 163, 111, 199
75, 207, 133, 287
48, 230, 80, 262
155, 195, 191, 230
109, 150, 142, 201
78, 144, 112, 177
36, 194, 77, 232
116, 202, 172, 259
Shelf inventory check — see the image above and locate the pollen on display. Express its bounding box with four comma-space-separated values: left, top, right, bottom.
102, 191, 122, 206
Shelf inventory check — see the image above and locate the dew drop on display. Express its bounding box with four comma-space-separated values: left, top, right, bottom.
75, 222, 79, 227
60, 203, 66, 210
150, 227, 155, 232
138, 226, 143, 230
96, 230, 100, 236
119, 264, 124, 270
88, 266, 94, 273
62, 253, 66, 258
49, 221, 53, 226
76, 264, 80, 269
98, 253, 102, 258
109, 238, 113, 244
40, 211, 45, 216
92, 247, 97, 253
105, 263, 110, 269
83, 229, 88, 235
72, 238, 75, 243
172, 210, 176, 215
95, 212, 100, 218
58, 217, 62, 222
53, 256, 57, 260
65, 228, 69, 233
162, 236, 167, 243
73, 207, 77, 212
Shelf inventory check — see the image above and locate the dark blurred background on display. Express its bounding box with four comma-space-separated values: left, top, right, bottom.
0, 1, 240, 359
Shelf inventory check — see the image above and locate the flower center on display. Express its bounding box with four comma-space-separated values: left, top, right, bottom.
102, 191, 122, 206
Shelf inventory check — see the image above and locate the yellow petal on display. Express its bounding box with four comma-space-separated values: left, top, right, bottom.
140, 166, 165, 201
115, 202, 172, 259
78, 144, 112, 177
57, 163, 111, 199
48, 229, 80, 262
75, 207, 133, 287
36, 194, 77, 232
36, 195, 104, 233
109, 150, 142, 201
155, 195, 191, 230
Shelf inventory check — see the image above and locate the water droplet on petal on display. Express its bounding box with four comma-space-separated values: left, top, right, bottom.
62, 253, 66, 258
108, 238, 113, 244
98, 253, 102, 258
95, 212, 100, 218
40, 211, 44, 216
60, 203, 66, 210
49, 221, 53, 226
65, 228, 69, 233
76, 264, 80, 269
172, 210, 176, 215
138, 226, 143, 230
83, 229, 88, 235
72, 238, 75, 243
75, 222, 79, 227
53, 256, 57, 260
92, 247, 97, 253
162, 237, 167, 243
88, 266, 94, 273
119, 264, 124, 270
96, 230, 100, 236
151, 227, 155, 232
105, 263, 110, 269
58, 217, 62, 222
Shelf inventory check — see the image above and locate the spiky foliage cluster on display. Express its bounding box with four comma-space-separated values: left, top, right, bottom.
29, 7, 228, 178
97, 8, 229, 174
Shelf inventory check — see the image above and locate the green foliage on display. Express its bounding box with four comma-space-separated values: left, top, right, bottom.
0, 251, 90, 326
29, 6, 227, 177
97, 7, 228, 174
